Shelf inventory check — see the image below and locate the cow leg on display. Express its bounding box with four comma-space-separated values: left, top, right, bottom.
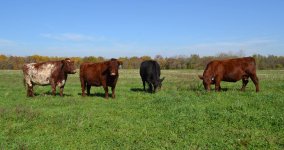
215, 84, 221, 91
103, 86, 109, 99
87, 84, 91, 96
148, 83, 153, 93
111, 86, 116, 99
27, 85, 34, 97
25, 79, 34, 97
215, 78, 221, 92
241, 76, 249, 91
59, 86, 64, 96
142, 80, 146, 91
81, 79, 86, 97
51, 81, 56, 96
250, 74, 260, 92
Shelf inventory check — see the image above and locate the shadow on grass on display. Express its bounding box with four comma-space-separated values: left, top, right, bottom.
33, 91, 72, 97
77, 92, 106, 98
130, 88, 156, 94
195, 88, 229, 92
130, 88, 145, 92
220, 88, 228, 91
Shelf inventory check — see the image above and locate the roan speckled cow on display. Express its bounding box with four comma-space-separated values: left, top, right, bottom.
22, 58, 76, 97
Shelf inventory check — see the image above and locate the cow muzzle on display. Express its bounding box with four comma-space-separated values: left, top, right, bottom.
111, 73, 116, 76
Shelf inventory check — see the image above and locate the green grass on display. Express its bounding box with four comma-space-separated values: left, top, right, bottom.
0, 69, 284, 149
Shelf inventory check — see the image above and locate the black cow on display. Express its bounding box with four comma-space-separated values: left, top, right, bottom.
140, 60, 165, 93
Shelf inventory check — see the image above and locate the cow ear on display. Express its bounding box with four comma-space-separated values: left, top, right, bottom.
65, 58, 71, 62
61, 60, 66, 69
198, 75, 204, 80
118, 61, 123, 66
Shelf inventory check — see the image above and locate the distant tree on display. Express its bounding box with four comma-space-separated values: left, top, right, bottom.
0, 54, 283, 70
154, 55, 166, 69
129, 56, 141, 69
188, 54, 200, 69
82, 56, 98, 62
141, 56, 152, 61
70, 57, 82, 68
0, 54, 7, 61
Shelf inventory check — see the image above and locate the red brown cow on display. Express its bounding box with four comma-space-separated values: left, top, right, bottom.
198, 57, 259, 92
22, 58, 76, 97
80, 58, 122, 98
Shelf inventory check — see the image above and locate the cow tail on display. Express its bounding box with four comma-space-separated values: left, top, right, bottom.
23, 78, 26, 89
249, 58, 257, 70
22, 65, 27, 89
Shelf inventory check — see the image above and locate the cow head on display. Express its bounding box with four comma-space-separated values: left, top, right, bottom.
154, 77, 165, 92
198, 75, 214, 91
108, 58, 123, 76
62, 58, 76, 74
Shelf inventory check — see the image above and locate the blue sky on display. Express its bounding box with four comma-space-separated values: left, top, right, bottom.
0, 0, 283, 57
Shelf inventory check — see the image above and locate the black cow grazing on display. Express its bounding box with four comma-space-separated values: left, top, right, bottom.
140, 60, 165, 93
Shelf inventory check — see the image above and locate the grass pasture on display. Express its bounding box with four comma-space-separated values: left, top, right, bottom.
0, 69, 284, 149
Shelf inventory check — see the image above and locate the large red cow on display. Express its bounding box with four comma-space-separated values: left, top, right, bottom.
80, 58, 122, 98
198, 57, 259, 92
22, 58, 76, 97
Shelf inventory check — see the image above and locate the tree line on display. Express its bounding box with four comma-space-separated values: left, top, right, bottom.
0, 53, 284, 70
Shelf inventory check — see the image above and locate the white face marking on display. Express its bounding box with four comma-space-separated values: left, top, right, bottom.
211, 77, 214, 81
25, 63, 55, 85
57, 80, 65, 87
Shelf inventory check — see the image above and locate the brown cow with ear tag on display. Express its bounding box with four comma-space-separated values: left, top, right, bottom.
80, 58, 122, 99
198, 57, 259, 92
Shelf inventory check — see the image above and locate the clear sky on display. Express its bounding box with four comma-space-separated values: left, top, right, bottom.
0, 0, 283, 58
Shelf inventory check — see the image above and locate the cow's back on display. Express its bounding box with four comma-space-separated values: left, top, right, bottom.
220, 57, 256, 75
205, 57, 257, 82
23, 62, 58, 85
140, 60, 160, 81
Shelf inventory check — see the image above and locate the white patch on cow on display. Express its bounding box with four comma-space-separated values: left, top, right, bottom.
211, 77, 214, 81
25, 63, 55, 85
57, 80, 65, 87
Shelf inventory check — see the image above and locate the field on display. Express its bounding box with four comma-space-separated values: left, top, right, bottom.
0, 69, 283, 149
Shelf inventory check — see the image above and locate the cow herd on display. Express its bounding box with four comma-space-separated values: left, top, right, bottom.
22, 57, 259, 98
